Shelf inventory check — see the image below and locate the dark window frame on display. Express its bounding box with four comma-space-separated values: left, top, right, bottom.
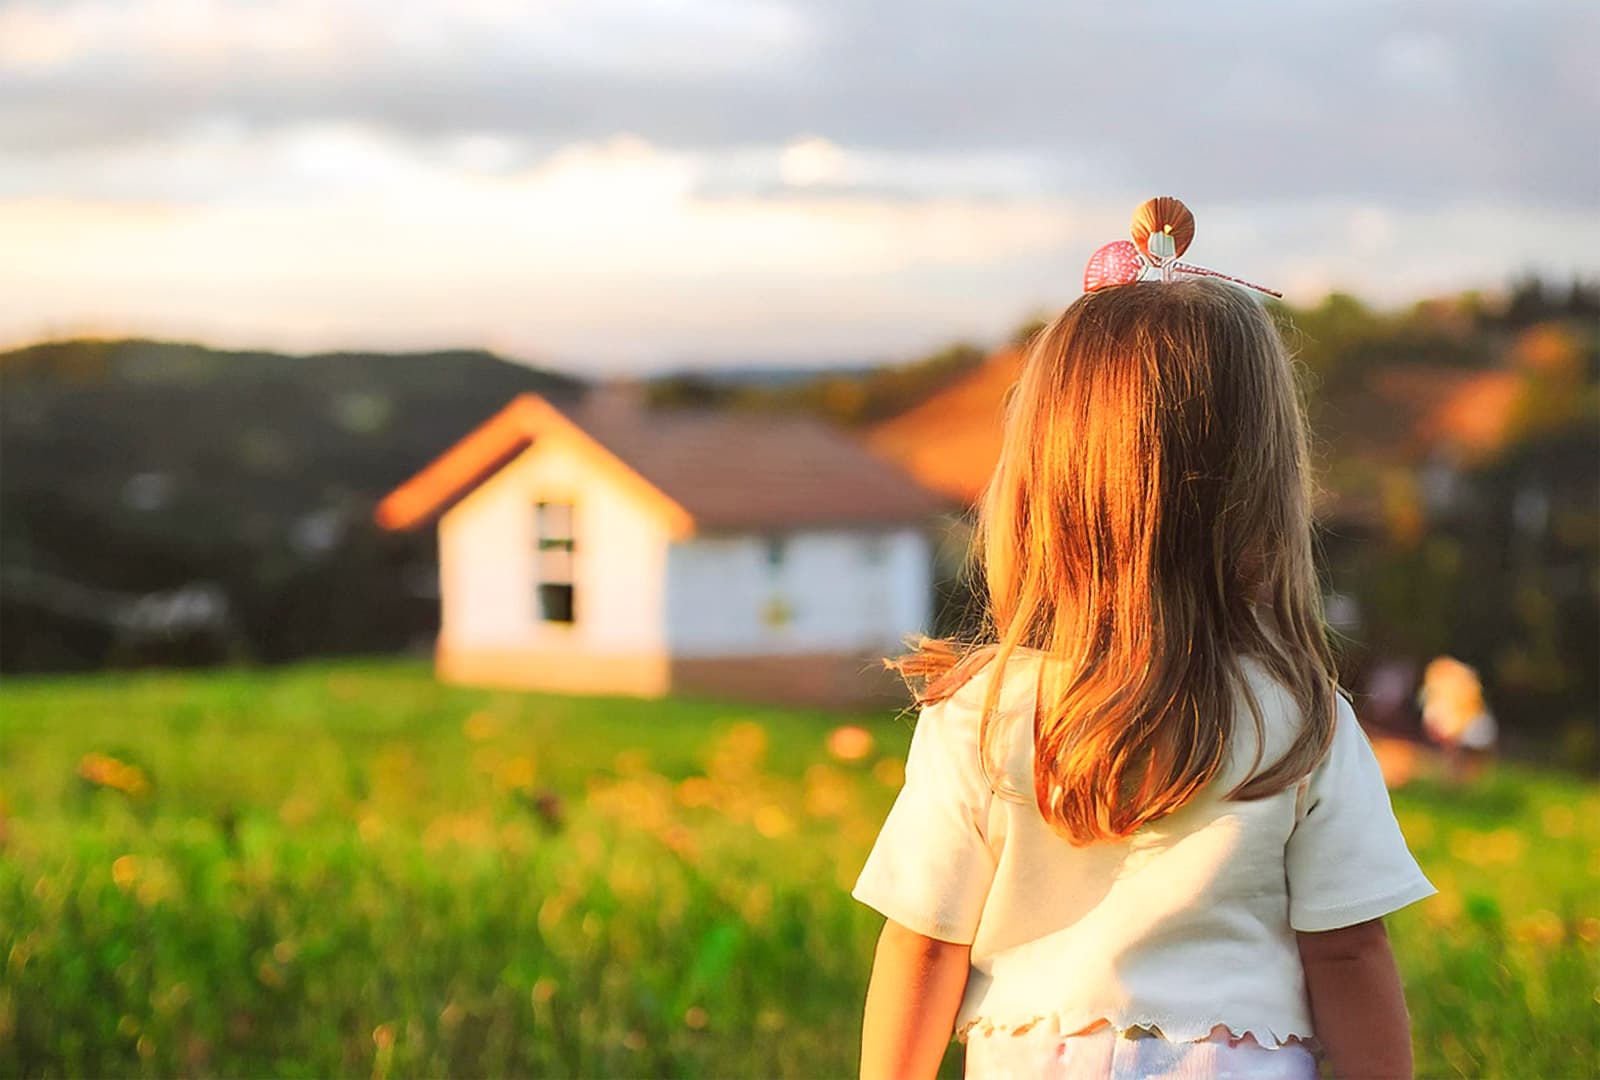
534, 499, 577, 625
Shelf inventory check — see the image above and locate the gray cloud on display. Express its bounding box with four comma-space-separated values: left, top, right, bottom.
1, 0, 1595, 209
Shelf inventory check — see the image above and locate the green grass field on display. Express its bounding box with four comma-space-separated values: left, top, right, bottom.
2, 662, 1596, 1078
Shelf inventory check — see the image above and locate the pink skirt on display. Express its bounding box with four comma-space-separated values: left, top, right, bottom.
964, 1024, 1319, 1079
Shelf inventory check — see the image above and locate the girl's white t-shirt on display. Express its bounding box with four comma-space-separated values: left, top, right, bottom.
852, 651, 1436, 1046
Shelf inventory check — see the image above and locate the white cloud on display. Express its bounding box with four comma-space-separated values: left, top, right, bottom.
1347, 207, 1395, 255
0, 0, 351, 73
779, 136, 847, 188
444, 132, 524, 174
0, 127, 1088, 365
1379, 32, 1461, 95
0, 0, 1595, 366
4, 128, 1594, 370
0, 0, 809, 77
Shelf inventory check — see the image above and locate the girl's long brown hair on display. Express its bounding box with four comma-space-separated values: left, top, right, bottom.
897, 278, 1337, 844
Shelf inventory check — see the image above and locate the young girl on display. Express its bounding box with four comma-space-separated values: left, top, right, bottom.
853, 199, 1435, 1080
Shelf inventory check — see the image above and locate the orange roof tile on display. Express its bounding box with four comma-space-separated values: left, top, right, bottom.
375, 396, 693, 533
376, 393, 949, 533
1365, 367, 1525, 460
865, 348, 1023, 506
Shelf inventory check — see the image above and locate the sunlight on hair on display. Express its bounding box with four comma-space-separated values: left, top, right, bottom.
896, 279, 1339, 843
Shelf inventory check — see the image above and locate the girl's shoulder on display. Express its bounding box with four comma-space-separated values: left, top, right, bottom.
930, 649, 1318, 796
930, 649, 1046, 798
938, 647, 1046, 716
1224, 655, 1327, 788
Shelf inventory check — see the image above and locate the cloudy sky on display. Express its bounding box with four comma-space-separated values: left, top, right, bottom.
3, 0, 1596, 372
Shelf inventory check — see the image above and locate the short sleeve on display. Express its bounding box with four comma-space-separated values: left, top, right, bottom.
1284, 694, 1437, 932
851, 699, 997, 944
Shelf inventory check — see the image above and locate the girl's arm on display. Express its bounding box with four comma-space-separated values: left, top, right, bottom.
860, 919, 970, 1080
1296, 917, 1413, 1080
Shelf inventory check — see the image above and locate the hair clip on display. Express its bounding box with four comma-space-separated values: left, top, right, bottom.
1083, 196, 1281, 298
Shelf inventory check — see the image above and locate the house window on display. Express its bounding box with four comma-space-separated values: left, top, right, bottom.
535, 500, 575, 624
763, 535, 792, 628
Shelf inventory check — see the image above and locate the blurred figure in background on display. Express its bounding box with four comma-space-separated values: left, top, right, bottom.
1362, 657, 1425, 789
1419, 656, 1497, 784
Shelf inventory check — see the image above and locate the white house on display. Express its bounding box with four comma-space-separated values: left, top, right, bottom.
377, 393, 947, 705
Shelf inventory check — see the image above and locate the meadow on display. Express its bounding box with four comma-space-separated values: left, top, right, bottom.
1, 662, 1596, 1079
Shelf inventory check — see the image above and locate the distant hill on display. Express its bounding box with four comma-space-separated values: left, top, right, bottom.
1, 339, 582, 670
647, 342, 988, 426
651, 362, 882, 388
3, 272, 1596, 754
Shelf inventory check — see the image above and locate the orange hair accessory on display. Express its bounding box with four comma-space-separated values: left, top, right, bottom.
1083, 196, 1281, 298
1129, 196, 1196, 264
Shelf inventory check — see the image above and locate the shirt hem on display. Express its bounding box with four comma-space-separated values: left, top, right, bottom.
955, 1010, 1317, 1051
1289, 875, 1438, 932
850, 884, 977, 945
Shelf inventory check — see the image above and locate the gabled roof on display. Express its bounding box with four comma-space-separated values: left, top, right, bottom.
376, 393, 949, 533
866, 347, 1023, 505
1377, 367, 1524, 459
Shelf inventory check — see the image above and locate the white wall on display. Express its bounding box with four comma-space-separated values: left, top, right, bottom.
438, 437, 669, 656
664, 527, 932, 657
